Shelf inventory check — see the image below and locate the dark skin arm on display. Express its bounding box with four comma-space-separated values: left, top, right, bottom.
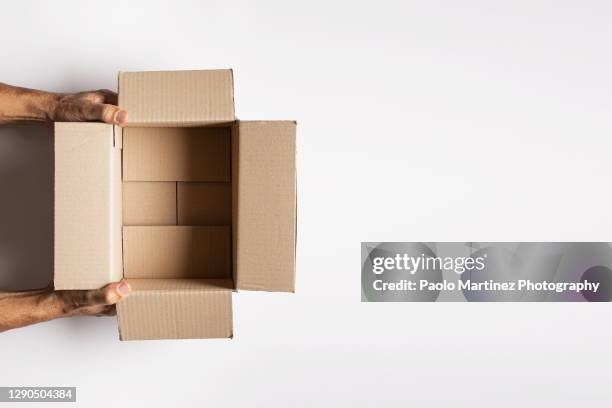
0, 82, 130, 333
0, 282, 131, 333
0, 82, 127, 125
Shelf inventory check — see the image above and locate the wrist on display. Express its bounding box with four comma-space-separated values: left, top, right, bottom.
38, 290, 76, 319
50, 290, 97, 317
36, 91, 61, 122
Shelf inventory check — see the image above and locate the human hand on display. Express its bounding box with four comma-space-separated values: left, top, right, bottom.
0, 280, 132, 333
0, 83, 127, 125
53, 280, 132, 317
49, 89, 128, 125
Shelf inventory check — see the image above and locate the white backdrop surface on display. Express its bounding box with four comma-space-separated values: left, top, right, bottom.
1, 1, 611, 406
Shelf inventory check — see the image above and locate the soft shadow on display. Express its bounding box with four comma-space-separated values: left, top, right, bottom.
0, 125, 53, 290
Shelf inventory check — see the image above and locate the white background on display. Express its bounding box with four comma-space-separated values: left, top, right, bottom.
1, 0, 611, 406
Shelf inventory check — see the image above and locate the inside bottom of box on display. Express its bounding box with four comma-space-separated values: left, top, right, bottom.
121, 126, 233, 285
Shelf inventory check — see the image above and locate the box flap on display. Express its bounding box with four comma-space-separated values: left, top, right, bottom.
118, 70, 235, 126
117, 278, 233, 340
232, 121, 297, 292
123, 226, 231, 279
54, 123, 123, 289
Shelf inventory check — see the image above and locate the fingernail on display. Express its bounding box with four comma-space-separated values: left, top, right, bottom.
115, 110, 128, 125
117, 281, 131, 296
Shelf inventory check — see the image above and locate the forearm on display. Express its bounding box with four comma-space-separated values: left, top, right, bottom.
0, 289, 65, 333
0, 282, 129, 333
0, 83, 127, 125
0, 82, 59, 124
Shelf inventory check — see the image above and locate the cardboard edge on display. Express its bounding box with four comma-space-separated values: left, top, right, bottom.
231, 122, 238, 289
122, 120, 236, 128
229, 69, 235, 121
293, 121, 298, 293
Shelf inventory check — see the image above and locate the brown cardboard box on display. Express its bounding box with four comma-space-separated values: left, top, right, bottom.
54, 70, 296, 340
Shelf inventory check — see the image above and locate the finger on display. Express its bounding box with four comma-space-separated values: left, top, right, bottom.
79, 92, 105, 104
54, 281, 130, 316
96, 89, 118, 105
69, 280, 131, 308
100, 280, 132, 305
71, 303, 116, 317
75, 90, 117, 105
99, 305, 117, 317
86, 103, 128, 126
91, 305, 117, 317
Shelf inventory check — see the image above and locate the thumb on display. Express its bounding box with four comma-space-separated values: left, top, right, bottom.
101, 280, 132, 305
87, 103, 128, 126
55, 280, 132, 315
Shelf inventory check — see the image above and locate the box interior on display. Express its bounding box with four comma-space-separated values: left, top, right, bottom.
122, 125, 234, 285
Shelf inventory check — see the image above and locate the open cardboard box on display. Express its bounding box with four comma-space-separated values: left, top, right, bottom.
54, 70, 296, 340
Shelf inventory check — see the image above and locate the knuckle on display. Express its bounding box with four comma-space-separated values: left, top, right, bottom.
102, 105, 118, 123
103, 290, 114, 304
82, 92, 103, 103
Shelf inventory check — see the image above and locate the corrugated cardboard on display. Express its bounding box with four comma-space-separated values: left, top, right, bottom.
123, 226, 231, 278
232, 121, 297, 292
178, 182, 231, 225
123, 182, 177, 225
117, 278, 233, 340
54, 69, 297, 340
118, 70, 235, 126
123, 127, 230, 182
54, 123, 122, 289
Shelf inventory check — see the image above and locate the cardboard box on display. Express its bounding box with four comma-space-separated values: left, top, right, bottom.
54, 70, 296, 340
